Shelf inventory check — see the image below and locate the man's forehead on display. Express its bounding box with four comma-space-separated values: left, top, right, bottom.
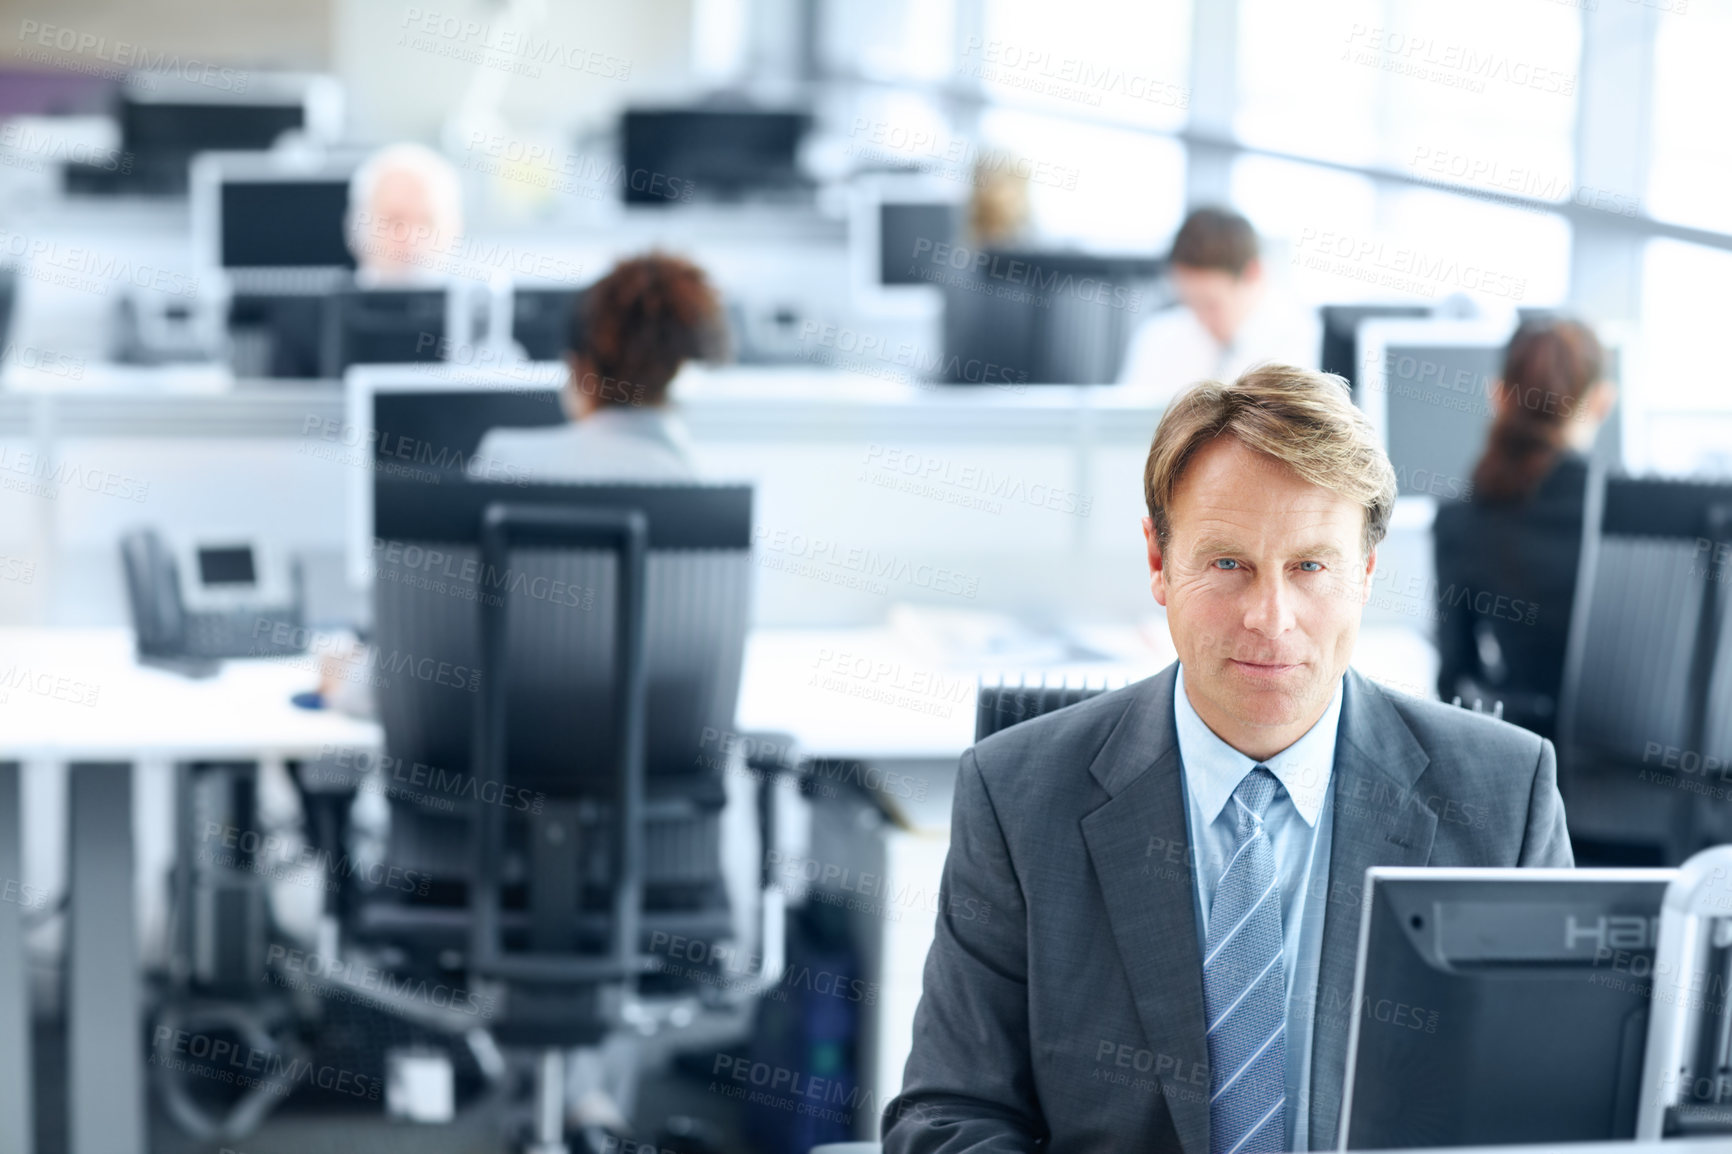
1173, 438, 1361, 517
1172, 479, 1365, 554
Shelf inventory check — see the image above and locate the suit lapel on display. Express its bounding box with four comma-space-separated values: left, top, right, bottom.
1307, 671, 1437, 1149
1080, 665, 1211, 1154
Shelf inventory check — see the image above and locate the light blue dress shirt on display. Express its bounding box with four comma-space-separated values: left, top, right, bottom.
1174, 664, 1341, 1153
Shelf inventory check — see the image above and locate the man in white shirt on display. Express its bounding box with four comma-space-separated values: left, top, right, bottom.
1119, 207, 1320, 399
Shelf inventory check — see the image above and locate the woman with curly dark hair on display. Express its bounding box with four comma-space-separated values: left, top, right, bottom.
474, 252, 728, 480
1432, 317, 1616, 738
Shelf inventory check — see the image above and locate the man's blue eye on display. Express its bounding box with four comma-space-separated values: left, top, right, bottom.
1214, 559, 1239, 570
1299, 561, 1323, 572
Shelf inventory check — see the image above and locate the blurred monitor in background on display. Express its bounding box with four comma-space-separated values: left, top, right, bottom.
1432, 317, 1617, 738
1118, 206, 1320, 398
1319, 304, 1433, 393
344, 142, 463, 285
620, 108, 810, 205
471, 253, 728, 483
64, 72, 340, 196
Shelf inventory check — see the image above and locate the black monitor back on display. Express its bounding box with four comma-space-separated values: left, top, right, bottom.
371, 389, 566, 471
621, 109, 810, 204
512, 287, 585, 361
1344, 869, 1672, 1148
941, 249, 1167, 384
324, 288, 446, 376
1319, 304, 1431, 389
122, 98, 304, 154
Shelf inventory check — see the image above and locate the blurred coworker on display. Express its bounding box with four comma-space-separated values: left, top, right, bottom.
967, 149, 1032, 247
471, 253, 726, 482
344, 142, 464, 284
1117, 206, 1319, 398
1433, 317, 1615, 739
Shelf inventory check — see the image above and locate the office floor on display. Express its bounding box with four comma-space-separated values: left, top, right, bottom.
22, 1018, 755, 1154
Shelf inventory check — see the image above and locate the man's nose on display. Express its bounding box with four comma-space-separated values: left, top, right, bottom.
1242, 573, 1295, 637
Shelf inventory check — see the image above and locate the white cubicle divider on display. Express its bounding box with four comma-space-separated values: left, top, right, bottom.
4, 362, 1459, 641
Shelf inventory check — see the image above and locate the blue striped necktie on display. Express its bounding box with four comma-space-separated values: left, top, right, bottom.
1203, 766, 1288, 1154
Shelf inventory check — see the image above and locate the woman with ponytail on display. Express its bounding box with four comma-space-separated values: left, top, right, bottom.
1432, 317, 1616, 738
474, 252, 727, 481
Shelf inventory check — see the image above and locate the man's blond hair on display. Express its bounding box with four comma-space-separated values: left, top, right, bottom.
1143, 363, 1397, 557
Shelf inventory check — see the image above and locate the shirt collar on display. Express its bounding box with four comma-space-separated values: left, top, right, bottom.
1173, 663, 1342, 828
583, 405, 692, 448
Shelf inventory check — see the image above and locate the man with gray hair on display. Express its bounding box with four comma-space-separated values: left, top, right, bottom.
883, 364, 1572, 1152
345, 141, 463, 283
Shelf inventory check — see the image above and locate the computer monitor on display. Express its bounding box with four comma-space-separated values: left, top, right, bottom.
343, 365, 566, 586
223, 177, 353, 268
847, 175, 957, 319
67, 73, 344, 196
1340, 866, 1674, 1149
191, 151, 359, 272
123, 99, 304, 157
226, 291, 330, 379
511, 286, 585, 362
940, 249, 1167, 384
620, 109, 810, 205
1357, 319, 1624, 502
879, 202, 959, 287
322, 288, 453, 378
1319, 305, 1432, 391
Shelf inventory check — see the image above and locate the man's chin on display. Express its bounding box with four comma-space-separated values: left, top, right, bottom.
1203, 666, 1315, 718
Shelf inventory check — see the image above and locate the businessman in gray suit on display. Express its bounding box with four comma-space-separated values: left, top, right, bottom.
882, 364, 1573, 1153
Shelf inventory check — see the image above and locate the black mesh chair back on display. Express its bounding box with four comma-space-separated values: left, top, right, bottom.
975, 678, 1122, 743
1557, 472, 1732, 862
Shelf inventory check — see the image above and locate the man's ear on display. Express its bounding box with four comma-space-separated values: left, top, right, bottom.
1239, 257, 1264, 288
1143, 516, 1170, 608
1360, 546, 1378, 607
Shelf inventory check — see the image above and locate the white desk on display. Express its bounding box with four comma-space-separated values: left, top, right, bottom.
0, 629, 380, 1154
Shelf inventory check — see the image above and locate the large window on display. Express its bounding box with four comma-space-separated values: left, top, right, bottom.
1237, 0, 1580, 194
818, 0, 960, 83
974, 0, 1193, 132
1232, 155, 1570, 308
1237, 0, 1382, 166
1646, 4, 1732, 234
1641, 239, 1732, 413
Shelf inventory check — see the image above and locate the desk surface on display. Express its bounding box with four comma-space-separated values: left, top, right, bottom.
0, 620, 1437, 764
0, 628, 380, 760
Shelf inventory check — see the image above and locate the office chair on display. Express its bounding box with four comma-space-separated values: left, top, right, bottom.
974, 676, 1119, 742
332, 475, 780, 1151
1556, 471, 1732, 865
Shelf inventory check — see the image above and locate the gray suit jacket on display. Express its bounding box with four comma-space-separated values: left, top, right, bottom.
881, 663, 1573, 1153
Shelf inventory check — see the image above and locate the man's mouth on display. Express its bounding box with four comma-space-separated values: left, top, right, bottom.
1228, 659, 1303, 675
